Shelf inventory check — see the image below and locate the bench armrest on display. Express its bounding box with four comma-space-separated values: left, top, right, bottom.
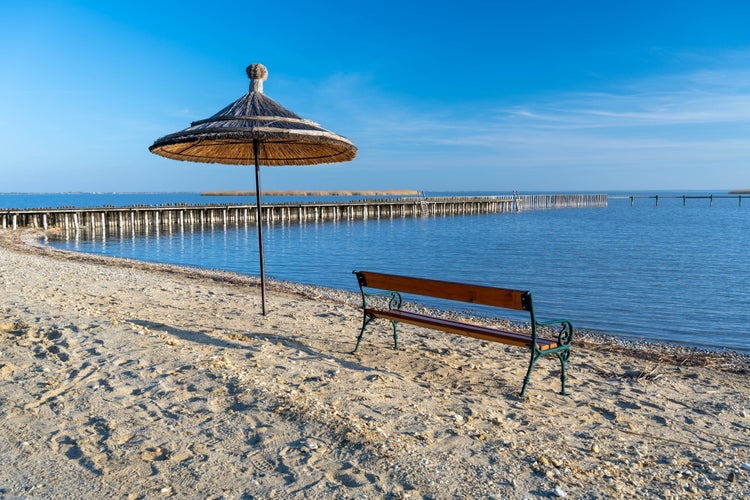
361, 290, 403, 311
535, 319, 574, 346
354, 270, 403, 311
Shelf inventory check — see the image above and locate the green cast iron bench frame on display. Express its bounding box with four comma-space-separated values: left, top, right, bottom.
352, 270, 573, 397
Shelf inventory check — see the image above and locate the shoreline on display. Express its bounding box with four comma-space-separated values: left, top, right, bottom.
1, 228, 749, 497
23, 229, 750, 371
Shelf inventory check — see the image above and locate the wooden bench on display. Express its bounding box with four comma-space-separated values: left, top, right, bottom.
352, 270, 573, 397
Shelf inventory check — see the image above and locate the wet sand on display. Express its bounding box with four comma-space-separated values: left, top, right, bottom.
1, 229, 749, 498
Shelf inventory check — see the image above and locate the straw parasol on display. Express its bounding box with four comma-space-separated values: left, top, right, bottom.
149, 63, 357, 315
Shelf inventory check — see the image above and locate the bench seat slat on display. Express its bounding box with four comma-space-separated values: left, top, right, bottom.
366, 308, 559, 350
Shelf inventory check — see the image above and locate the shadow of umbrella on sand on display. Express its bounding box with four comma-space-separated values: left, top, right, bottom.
149, 63, 357, 315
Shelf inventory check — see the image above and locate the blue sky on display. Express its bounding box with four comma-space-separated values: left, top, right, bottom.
1, 0, 749, 193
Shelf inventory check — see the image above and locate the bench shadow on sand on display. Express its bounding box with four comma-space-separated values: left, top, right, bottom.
126, 318, 394, 375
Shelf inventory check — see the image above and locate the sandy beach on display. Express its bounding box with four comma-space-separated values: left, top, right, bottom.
1, 229, 749, 499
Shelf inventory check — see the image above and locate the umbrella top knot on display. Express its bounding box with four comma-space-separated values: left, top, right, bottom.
247, 63, 268, 93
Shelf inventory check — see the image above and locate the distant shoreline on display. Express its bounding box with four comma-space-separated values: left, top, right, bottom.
201, 190, 421, 196
729, 189, 750, 194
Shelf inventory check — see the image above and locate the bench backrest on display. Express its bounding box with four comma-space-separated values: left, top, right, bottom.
354, 270, 532, 312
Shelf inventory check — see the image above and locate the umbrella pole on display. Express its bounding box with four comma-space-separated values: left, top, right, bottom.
253, 139, 267, 316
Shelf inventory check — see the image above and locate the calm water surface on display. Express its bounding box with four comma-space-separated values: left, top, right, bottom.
11, 192, 749, 352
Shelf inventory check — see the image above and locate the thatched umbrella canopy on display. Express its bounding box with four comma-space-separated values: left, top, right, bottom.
150, 63, 357, 315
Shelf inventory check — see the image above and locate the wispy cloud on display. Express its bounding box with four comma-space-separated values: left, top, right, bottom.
267, 65, 750, 189
311, 67, 750, 143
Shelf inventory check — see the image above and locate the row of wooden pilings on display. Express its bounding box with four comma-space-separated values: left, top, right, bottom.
620, 194, 745, 207
2, 194, 608, 233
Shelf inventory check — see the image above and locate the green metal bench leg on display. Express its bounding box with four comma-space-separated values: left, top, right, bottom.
353, 314, 375, 353
353, 326, 365, 353
557, 349, 570, 396
520, 350, 540, 398
390, 320, 399, 350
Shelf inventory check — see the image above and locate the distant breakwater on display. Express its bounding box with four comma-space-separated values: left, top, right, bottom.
201, 190, 422, 196
616, 193, 747, 207
2, 194, 607, 233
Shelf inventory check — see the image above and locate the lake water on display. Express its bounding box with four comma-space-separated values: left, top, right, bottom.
4, 191, 749, 352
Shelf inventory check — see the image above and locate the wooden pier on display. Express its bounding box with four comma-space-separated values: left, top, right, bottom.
2, 194, 607, 234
